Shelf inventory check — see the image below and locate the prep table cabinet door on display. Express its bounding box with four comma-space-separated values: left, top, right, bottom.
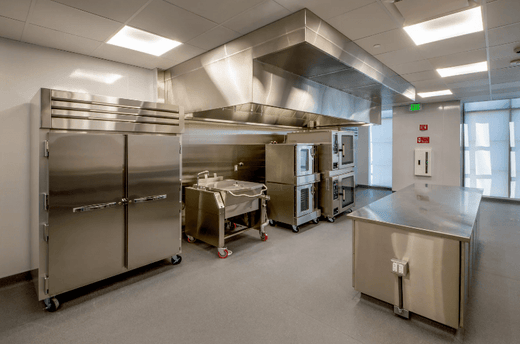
127, 135, 181, 269
48, 133, 126, 296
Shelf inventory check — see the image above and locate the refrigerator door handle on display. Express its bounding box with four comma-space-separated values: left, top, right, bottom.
133, 194, 167, 204
73, 202, 118, 213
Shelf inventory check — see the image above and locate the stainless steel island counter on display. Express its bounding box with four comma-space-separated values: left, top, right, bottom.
348, 183, 483, 329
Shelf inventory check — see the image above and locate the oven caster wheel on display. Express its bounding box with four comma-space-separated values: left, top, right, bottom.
291, 225, 299, 233
171, 255, 182, 265
44, 297, 59, 312
347, 209, 353, 214
312, 218, 319, 224
260, 232, 268, 241
268, 219, 275, 226
186, 235, 195, 243
217, 248, 232, 259
327, 217, 335, 223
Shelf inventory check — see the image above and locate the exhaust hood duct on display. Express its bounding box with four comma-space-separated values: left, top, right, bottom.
164, 9, 415, 128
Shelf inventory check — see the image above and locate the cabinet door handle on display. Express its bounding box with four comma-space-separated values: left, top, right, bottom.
133, 194, 167, 203
73, 202, 118, 213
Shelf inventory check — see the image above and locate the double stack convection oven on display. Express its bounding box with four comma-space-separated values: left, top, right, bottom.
287, 130, 356, 222
265, 143, 321, 232
30, 89, 184, 311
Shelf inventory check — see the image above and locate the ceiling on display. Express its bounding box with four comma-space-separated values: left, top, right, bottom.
1, 0, 520, 105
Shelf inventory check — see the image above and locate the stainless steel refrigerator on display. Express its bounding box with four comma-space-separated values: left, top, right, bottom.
31, 89, 184, 311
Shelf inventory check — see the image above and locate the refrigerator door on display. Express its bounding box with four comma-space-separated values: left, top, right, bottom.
340, 133, 355, 168
48, 133, 126, 296
127, 135, 181, 269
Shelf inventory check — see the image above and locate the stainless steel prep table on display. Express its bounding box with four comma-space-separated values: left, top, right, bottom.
348, 183, 483, 329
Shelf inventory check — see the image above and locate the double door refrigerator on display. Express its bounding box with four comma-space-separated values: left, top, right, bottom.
287, 130, 355, 222
265, 143, 321, 233
31, 89, 184, 311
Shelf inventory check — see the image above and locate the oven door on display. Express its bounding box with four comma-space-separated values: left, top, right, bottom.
339, 133, 355, 169
295, 184, 314, 217
295, 145, 314, 176
339, 172, 355, 211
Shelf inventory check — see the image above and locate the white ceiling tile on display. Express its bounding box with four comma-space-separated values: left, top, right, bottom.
396, 0, 469, 26
442, 71, 490, 85
328, 2, 399, 41
491, 81, 520, 91
461, 95, 491, 103
374, 47, 428, 67
491, 67, 520, 85
486, 0, 520, 30
29, 0, 121, 42
129, 0, 216, 42
490, 57, 519, 70
0, 16, 24, 41
52, 0, 150, 23
161, 43, 205, 65
411, 79, 449, 92
427, 49, 487, 69
402, 70, 440, 82
92, 43, 160, 69
222, 1, 291, 35
488, 22, 520, 47
187, 26, 241, 50
393, 60, 434, 75
274, 0, 375, 20
354, 28, 415, 56
22, 24, 101, 56
165, 0, 265, 24
0, 0, 32, 21
417, 31, 486, 59
444, 77, 490, 89
489, 42, 520, 60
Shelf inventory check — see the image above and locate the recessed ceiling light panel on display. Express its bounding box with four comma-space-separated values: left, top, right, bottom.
403, 7, 483, 45
437, 61, 488, 77
107, 26, 182, 56
418, 90, 453, 98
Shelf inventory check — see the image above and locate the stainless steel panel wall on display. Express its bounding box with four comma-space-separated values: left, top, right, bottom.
353, 221, 460, 328
127, 135, 181, 269
47, 133, 126, 296
182, 121, 286, 187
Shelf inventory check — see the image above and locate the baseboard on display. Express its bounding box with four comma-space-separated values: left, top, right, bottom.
0, 269, 34, 288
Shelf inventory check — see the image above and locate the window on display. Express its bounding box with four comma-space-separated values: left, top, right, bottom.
369, 110, 392, 188
464, 98, 520, 198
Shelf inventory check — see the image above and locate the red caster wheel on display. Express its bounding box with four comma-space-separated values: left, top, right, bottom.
217, 248, 230, 259
261, 233, 268, 241
186, 235, 195, 243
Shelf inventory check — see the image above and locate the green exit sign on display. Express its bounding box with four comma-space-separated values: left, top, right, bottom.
410, 103, 421, 111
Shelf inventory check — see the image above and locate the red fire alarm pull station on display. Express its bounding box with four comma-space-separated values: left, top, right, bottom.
419, 124, 428, 131
417, 137, 430, 144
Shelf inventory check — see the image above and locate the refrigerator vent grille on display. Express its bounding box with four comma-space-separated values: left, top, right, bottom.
40, 89, 184, 134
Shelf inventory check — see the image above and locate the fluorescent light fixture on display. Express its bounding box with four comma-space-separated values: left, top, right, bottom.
418, 90, 453, 98
437, 61, 488, 77
70, 69, 122, 84
107, 26, 181, 56
403, 7, 483, 45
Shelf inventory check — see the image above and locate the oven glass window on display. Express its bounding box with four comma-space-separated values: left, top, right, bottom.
300, 149, 309, 171
300, 188, 309, 212
341, 175, 354, 207
342, 135, 354, 165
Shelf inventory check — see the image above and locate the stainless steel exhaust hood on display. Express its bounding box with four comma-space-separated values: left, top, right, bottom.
164, 9, 415, 127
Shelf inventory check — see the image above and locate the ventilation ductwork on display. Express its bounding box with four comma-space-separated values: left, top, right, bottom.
163, 9, 415, 128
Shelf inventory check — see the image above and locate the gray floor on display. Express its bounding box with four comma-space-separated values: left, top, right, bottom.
1, 189, 519, 344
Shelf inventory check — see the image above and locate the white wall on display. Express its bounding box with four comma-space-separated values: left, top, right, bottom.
392, 101, 461, 191
0, 38, 156, 279
356, 125, 369, 185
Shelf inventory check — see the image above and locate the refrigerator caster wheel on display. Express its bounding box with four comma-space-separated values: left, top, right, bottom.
171, 255, 182, 265
186, 235, 195, 243
217, 248, 231, 259
44, 297, 59, 312
312, 218, 319, 224
327, 217, 335, 223
260, 233, 268, 241
268, 219, 275, 226
291, 225, 299, 233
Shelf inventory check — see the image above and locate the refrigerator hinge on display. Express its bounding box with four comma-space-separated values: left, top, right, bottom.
43, 224, 49, 242
43, 140, 49, 158
44, 276, 49, 295
42, 193, 49, 211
